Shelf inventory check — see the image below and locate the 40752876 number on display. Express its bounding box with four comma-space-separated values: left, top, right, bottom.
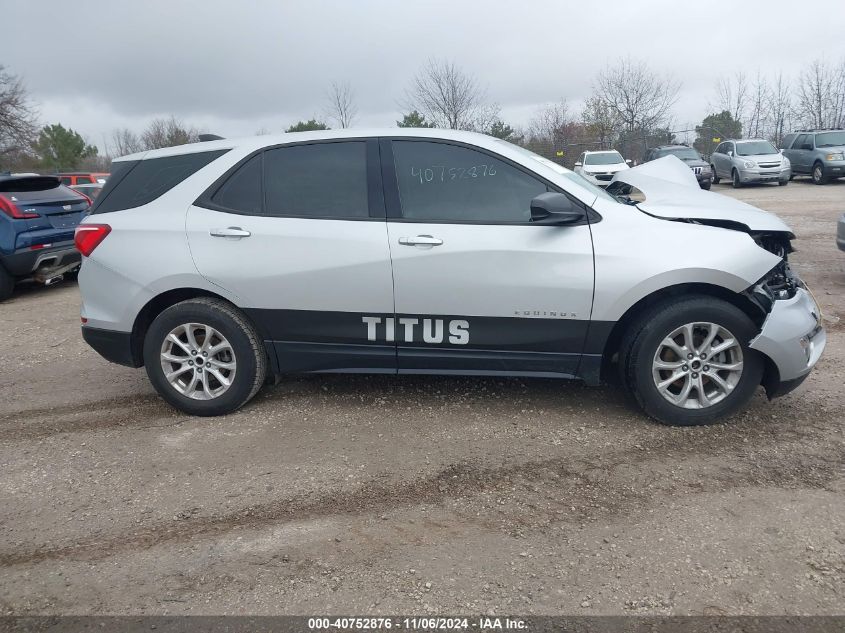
410, 164, 497, 184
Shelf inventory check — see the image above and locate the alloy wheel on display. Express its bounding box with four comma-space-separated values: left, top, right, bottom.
652, 322, 744, 409
159, 322, 237, 400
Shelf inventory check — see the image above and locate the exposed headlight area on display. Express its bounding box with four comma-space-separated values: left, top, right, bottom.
747, 259, 802, 319
826, 152, 844, 161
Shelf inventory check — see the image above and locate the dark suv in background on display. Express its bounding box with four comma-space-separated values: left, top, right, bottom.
780, 129, 845, 184
643, 145, 712, 189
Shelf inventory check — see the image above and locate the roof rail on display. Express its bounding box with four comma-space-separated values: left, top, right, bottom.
198, 134, 225, 142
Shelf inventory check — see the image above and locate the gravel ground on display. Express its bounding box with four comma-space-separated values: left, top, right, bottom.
0, 179, 843, 615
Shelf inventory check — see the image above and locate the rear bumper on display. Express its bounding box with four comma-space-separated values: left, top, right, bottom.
81, 326, 141, 368
0, 244, 80, 277
750, 288, 825, 394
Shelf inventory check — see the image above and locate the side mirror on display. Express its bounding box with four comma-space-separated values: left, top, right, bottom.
626, 159, 632, 164
574, 162, 582, 167
530, 193, 586, 225
727, 150, 734, 157
801, 143, 813, 150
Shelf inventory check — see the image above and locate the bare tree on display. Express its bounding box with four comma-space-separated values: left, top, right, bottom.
715, 72, 748, 129
528, 100, 572, 146
581, 96, 618, 148
594, 58, 679, 134
0, 65, 39, 166
140, 116, 200, 149
766, 72, 793, 147
745, 72, 769, 139
108, 127, 144, 157
794, 57, 845, 129
404, 58, 498, 131
325, 81, 358, 129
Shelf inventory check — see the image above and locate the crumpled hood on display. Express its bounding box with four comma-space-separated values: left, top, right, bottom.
611, 156, 792, 233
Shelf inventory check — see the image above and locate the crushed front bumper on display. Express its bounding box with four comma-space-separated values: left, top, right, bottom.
750, 288, 825, 397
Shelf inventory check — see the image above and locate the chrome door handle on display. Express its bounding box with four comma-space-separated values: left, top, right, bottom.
210, 226, 251, 238
398, 235, 443, 247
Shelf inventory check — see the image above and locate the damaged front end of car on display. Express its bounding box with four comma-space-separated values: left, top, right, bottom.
610, 156, 826, 399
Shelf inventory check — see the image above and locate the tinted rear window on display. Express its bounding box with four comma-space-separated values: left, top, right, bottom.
211, 154, 262, 214
263, 142, 368, 218
0, 178, 82, 203
1, 176, 60, 193
92, 150, 228, 214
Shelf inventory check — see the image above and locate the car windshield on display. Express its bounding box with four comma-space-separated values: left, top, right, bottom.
585, 152, 624, 165
815, 131, 845, 147
660, 148, 701, 160
735, 141, 778, 156
494, 139, 618, 204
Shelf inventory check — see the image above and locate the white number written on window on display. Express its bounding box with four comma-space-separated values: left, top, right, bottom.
410, 164, 497, 184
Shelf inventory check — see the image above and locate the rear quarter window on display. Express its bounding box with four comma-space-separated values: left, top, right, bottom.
92, 150, 229, 214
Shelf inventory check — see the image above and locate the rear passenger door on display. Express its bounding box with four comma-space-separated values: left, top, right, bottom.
381, 138, 595, 377
187, 139, 397, 373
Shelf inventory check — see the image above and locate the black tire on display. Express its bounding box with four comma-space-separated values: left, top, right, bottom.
710, 166, 720, 184
812, 162, 828, 185
143, 297, 267, 416
0, 264, 13, 301
731, 169, 742, 188
618, 296, 764, 426
700, 180, 711, 190
778, 179, 788, 186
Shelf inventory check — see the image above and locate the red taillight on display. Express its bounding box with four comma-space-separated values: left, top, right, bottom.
74, 190, 94, 207
74, 224, 111, 257
0, 194, 39, 219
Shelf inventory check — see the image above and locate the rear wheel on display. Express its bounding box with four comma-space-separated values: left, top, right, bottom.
732, 169, 742, 188
143, 297, 267, 416
619, 296, 764, 426
0, 265, 13, 301
812, 162, 828, 185
710, 165, 720, 184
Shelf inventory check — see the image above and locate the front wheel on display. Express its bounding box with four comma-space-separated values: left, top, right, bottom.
732, 169, 742, 188
710, 166, 720, 184
143, 297, 267, 416
619, 296, 764, 426
812, 162, 828, 185
778, 179, 789, 186
700, 180, 711, 190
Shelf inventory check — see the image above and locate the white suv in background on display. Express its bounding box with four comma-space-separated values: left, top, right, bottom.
75, 129, 824, 425
573, 150, 630, 187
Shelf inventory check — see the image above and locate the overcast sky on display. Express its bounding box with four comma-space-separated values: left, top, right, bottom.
5, 1, 845, 152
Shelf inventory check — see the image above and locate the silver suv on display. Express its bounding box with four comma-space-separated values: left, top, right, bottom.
75, 130, 824, 425
780, 129, 845, 184
710, 139, 791, 187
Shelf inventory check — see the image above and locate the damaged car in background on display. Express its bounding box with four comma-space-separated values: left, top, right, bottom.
75, 130, 824, 425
